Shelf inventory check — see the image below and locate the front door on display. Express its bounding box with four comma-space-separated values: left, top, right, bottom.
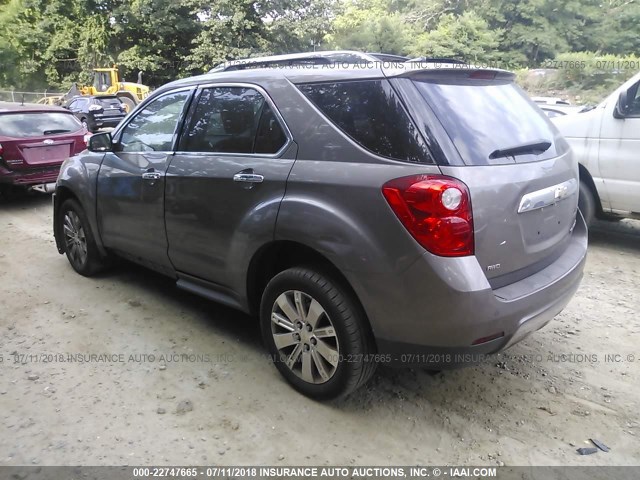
598, 79, 640, 214
165, 85, 296, 293
96, 89, 193, 273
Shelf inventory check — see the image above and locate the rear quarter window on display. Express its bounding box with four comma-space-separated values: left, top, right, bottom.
298, 79, 434, 164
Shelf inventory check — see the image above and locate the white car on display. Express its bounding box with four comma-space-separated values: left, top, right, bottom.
553, 72, 640, 225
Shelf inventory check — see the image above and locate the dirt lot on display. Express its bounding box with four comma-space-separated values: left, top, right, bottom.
0, 193, 639, 467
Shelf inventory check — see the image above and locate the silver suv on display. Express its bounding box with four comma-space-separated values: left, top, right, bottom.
53, 52, 587, 399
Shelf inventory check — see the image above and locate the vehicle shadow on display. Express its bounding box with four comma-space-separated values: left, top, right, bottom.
98, 259, 263, 349
0, 189, 52, 209
589, 219, 640, 253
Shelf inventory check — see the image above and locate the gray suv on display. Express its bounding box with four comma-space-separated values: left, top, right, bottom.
53, 52, 587, 399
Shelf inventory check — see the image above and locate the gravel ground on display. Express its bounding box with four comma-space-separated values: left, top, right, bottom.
0, 193, 639, 466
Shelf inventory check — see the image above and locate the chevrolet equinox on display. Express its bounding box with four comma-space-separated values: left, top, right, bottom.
53, 52, 587, 399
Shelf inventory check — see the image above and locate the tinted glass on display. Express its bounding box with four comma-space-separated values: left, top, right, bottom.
96, 97, 122, 109
298, 80, 433, 163
412, 78, 565, 165
0, 112, 82, 137
183, 87, 286, 154
628, 80, 640, 115
254, 103, 287, 154
120, 91, 190, 152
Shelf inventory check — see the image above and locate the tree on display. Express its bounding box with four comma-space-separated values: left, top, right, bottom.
326, 0, 416, 55
409, 11, 501, 62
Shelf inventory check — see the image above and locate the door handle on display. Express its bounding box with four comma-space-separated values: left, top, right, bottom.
233, 173, 264, 184
142, 171, 162, 180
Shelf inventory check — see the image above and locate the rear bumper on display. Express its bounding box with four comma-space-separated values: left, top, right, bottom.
359, 213, 588, 368
0, 164, 61, 187
88, 115, 125, 130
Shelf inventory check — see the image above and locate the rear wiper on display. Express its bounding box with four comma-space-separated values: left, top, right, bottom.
43, 129, 70, 135
489, 140, 552, 160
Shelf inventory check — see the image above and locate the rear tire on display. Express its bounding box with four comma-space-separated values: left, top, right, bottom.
59, 199, 108, 276
80, 117, 93, 133
260, 267, 376, 400
578, 180, 595, 227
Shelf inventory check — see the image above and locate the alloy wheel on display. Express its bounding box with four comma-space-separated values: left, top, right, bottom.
63, 211, 88, 267
271, 290, 339, 384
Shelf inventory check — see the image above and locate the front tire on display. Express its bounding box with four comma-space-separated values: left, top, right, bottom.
578, 180, 596, 227
260, 267, 376, 400
59, 199, 108, 276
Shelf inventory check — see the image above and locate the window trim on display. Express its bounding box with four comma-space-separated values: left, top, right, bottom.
111, 86, 197, 154
176, 82, 293, 158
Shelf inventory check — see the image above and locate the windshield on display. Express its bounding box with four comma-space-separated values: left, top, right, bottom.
411, 78, 567, 165
0, 112, 82, 137
94, 71, 112, 92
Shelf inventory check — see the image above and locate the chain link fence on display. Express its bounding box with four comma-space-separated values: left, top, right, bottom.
0, 90, 65, 104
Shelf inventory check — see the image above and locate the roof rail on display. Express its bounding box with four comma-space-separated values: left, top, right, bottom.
209, 50, 406, 73
366, 53, 410, 62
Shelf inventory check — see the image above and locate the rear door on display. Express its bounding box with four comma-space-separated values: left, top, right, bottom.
395, 71, 578, 285
165, 84, 296, 290
95, 97, 125, 120
96, 88, 193, 273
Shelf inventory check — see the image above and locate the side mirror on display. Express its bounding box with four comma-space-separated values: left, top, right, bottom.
614, 89, 630, 119
88, 132, 113, 152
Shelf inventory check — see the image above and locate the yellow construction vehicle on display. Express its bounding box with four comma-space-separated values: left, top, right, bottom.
52, 65, 150, 111
81, 66, 150, 110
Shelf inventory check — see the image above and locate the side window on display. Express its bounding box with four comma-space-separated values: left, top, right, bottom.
183, 87, 287, 154
628, 81, 640, 116
68, 100, 77, 110
119, 90, 190, 152
298, 80, 433, 163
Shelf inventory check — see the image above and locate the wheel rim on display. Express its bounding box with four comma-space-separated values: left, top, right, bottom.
271, 290, 339, 384
63, 211, 88, 267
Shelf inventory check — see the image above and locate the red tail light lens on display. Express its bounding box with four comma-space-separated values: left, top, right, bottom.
382, 175, 474, 257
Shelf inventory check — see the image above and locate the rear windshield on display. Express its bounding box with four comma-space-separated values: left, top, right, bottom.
0, 112, 82, 137
96, 97, 122, 108
411, 78, 565, 165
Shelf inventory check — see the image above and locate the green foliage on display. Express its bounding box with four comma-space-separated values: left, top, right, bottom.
409, 11, 501, 62
1, 0, 639, 92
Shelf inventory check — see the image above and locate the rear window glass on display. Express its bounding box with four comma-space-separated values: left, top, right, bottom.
411, 78, 565, 165
0, 112, 82, 137
298, 80, 434, 164
96, 97, 122, 108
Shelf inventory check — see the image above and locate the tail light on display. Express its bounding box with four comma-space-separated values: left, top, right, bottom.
382, 174, 474, 257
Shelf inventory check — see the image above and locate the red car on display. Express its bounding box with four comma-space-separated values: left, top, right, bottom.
0, 102, 87, 196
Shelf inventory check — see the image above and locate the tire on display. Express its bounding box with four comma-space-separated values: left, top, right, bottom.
117, 94, 137, 113
260, 267, 377, 400
80, 118, 92, 133
578, 180, 596, 227
58, 199, 108, 276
